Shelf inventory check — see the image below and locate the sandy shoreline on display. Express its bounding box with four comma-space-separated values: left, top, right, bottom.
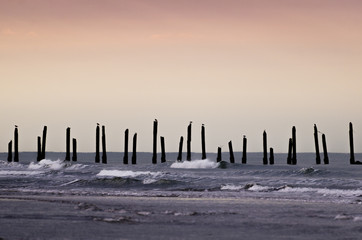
1, 193, 361, 240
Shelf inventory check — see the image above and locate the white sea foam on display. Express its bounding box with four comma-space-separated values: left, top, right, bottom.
247, 184, 272, 192
97, 170, 162, 178
279, 186, 362, 197
143, 178, 158, 184
0, 170, 44, 176
59, 179, 81, 186
221, 184, 243, 191
28, 159, 66, 170
170, 159, 219, 169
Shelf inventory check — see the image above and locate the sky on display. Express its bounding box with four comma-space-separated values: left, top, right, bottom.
1, 0, 362, 154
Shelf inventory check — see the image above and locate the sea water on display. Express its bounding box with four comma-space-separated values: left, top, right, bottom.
1, 152, 362, 239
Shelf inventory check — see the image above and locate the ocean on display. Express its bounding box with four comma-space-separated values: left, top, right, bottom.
1, 152, 362, 239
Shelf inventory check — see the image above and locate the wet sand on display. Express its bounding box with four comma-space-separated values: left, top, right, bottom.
1, 194, 362, 240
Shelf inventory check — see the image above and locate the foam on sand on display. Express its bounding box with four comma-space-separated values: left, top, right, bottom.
170, 159, 219, 169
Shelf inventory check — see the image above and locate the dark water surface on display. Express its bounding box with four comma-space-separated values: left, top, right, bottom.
1, 152, 362, 239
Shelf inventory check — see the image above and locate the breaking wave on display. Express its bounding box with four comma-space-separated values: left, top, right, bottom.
170, 159, 219, 169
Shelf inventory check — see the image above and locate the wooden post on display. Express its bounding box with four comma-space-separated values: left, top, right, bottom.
263, 131, 267, 165
95, 124, 100, 163
177, 136, 183, 162
102, 125, 107, 164
228, 141, 235, 163
292, 126, 297, 165
123, 129, 129, 164
7, 141, 12, 162
132, 133, 137, 164
217, 147, 222, 162
14, 126, 19, 162
287, 138, 292, 165
37, 136, 42, 161
65, 127, 71, 161
322, 134, 329, 164
160, 136, 166, 163
201, 124, 206, 159
314, 124, 321, 165
152, 119, 158, 164
72, 138, 77, 162
242, 135, 247, 164
41, 126, 47, 160
269, 147, 274, 165
349, 122, 355, 165
187, 122, 192, 161
161, 136, 166, 163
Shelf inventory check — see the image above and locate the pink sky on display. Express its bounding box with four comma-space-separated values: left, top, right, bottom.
1, 0, 362, 153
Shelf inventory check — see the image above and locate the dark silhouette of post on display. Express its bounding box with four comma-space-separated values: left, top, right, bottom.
287, 138, 292, 165
41, 126, 47, 160
161, 136, 166, 163
7, 141, 12, 162
14, 126, 19, 162
322, 134, 329, 164
269, 148, 274, 165
217, 147, 222, 162
201, 124, 206, 160
292, 126, 297, 165
123, 129, 129, 164
152, 120, 158, 164
263, 131, 267, 165
187, 122, 192, 161
95, 124, 100, 163
72, 138, 77, 162
242, 135, 247, 164
228, 141, 235, 163
132, 133, 137, 164
177, 136, 183, 161
102, 125, 107, 164
314, 124, 321, 165
349, 122, 355, 165
65, 127, 71, 161
37, 136, 42, 161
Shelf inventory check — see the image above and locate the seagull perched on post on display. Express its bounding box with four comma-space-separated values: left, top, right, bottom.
15, 125, 18, 128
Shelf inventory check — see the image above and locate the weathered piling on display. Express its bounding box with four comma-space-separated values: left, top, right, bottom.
7, 141, 12, 162
72, 138, 77, 162
217, 147, 222, 162
132, 133, 137, 164
161, 136, 166, 163
322, 134, 329, 164
263, 131, 267, 165
242, 135, 247, 164
177, 136, 183, 161
65, 127, 71, 161
14, 126, 19, 162
41, 126, 47, 160
201, 124, 206, 160
123, 129, 129, 164
314, 124, 321, 165
349, 122, 355, 165
187, 122, 192, 161
95, 124, 100, 163
287, 138, 292, 165
228, 141, 235, 163
152, 120, 158, 164
37, 136, 42, 161
102, 125, 107, 164
292, 126, 297, 165
269, 147, 274, 165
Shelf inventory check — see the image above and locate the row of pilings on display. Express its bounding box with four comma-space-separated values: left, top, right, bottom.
5, 122, 362, 165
